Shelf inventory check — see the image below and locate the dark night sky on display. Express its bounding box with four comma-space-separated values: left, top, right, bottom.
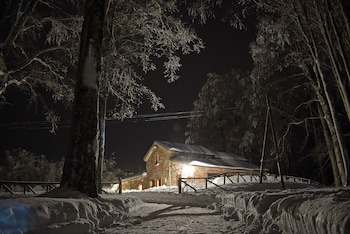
0, 17, 255, 171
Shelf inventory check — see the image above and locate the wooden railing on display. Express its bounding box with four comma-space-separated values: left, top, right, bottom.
0, 181, 122, 195
0, 181, 60, 195
177, 172, 320, 193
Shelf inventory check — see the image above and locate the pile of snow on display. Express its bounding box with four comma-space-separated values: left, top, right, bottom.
0, 189, 142, 234
218, 184, 350, 234
0, 183, 349, 233
124, 182, 350, 233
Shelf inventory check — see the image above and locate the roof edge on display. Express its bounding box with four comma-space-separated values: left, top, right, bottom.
143, 140, 168, 162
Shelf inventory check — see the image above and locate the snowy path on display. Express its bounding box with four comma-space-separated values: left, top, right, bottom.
103, 202, 244, 234
2, 185, 350, 233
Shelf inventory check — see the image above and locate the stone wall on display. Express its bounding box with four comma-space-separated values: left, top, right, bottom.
145, 147, 174, 188
122, 177, 144, 191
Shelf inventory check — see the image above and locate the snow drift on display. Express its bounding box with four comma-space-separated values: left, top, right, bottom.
0, 183, 349, 233
0, 191, 142, 234
218, 186, 350, 234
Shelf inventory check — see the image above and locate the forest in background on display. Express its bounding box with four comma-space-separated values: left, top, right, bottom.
0, 148, 123, 182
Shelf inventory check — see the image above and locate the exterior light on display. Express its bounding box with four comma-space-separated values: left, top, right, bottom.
182, 164, 195, 178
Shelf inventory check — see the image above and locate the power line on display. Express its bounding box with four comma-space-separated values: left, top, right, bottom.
0, 107, 237, 130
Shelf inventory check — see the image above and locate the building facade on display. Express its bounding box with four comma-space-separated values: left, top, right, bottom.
142, 141, 261, 189
121, 172, 147, 191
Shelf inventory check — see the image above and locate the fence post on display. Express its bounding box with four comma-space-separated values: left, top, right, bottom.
224, 174, 226, 185
178, 178, 182, 194
118, 176, 122, 194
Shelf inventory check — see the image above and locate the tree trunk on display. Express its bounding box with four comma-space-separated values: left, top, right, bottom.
60, 0, 105, 197
2, 0, 38, 57
317, 103, 341, 186
311, 105, 326, 184
315, 83, 348, 186
313, 53, 350, 186
97, 92, 108, 193
314, 1, 350, 123
294, 3, 350, 186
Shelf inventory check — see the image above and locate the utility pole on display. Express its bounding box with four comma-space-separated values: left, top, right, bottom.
259, 95, 285, 188
259, 100, 270, 183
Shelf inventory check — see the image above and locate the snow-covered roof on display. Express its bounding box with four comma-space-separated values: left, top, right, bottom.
143, 140, 258, 170
122, 171, 147, 181
170, 155, 259, 170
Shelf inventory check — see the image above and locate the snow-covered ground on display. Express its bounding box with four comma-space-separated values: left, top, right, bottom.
106, 202, 243, 233
0, 182, 349, 234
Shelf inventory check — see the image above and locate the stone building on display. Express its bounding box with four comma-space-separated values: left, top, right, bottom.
121, 171, 147, 191
142, 140, 261, 189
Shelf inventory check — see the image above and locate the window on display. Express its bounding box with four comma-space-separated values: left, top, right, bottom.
155, 153, 160, 165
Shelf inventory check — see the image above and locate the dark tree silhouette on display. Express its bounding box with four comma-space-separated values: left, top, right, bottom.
60, 0, 105, 197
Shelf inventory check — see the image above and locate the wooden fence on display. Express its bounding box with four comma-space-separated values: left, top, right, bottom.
0, 181, 60, 195
0, 181, 121, 195
178, 172, 319, 193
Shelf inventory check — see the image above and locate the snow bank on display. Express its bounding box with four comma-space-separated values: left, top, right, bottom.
219, 185, 350, 234
0, 192, 142, 234
129, 183, 349, 233
121, 182, 350, 233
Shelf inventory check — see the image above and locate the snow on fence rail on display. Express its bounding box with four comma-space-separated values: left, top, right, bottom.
178, 172, 319, 193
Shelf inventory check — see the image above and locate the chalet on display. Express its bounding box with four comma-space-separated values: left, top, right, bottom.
142, 140, 261, 189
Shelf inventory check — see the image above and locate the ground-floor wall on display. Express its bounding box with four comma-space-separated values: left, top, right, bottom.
166, 163, 258, 187
121, 172, 147, 191
122, 179, 145, 191
144, 160, 184, 189
129, 164, 259, 190
178, 166, 245, 187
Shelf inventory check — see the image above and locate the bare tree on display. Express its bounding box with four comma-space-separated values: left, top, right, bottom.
250, 0, 350, 186
0, 0, 81, 131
